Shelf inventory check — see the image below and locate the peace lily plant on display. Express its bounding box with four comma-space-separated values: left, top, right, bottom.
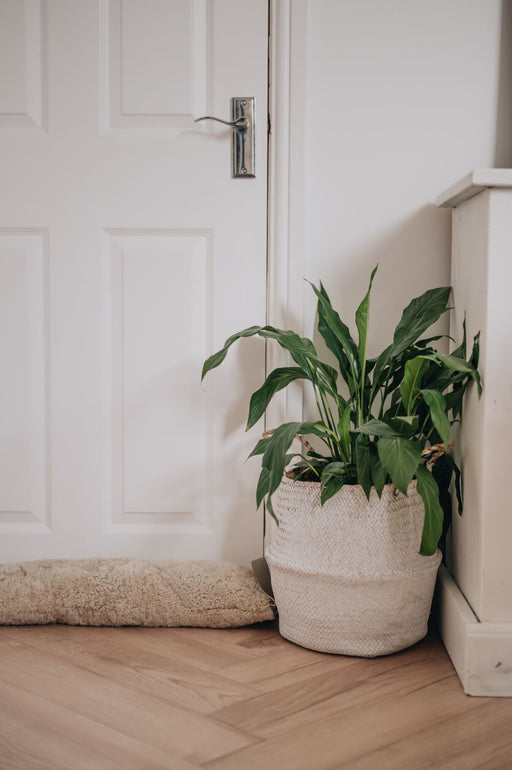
202, 267, 481, 557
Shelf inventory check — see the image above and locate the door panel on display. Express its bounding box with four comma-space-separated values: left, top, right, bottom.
0, 0, 268, 565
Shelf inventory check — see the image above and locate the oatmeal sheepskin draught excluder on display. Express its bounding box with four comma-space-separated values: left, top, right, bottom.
0, 559, 275, 627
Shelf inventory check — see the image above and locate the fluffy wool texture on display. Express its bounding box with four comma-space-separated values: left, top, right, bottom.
0, 559, 275, 627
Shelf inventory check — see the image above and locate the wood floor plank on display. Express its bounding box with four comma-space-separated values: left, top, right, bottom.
1, 624, 511, 770
345, 699, 512, 770
212, 650, 456, 738
204, 673, 489, 769
0, 679, 198, 770
0, 634, 259, 765
119, 626, 263, 670
0, 626, 260, 713
176, 621, 282, 657
220, 636, 336, 687
216, 633, 447, 714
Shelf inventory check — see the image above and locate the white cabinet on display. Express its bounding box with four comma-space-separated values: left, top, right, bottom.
437, 170, 512, 695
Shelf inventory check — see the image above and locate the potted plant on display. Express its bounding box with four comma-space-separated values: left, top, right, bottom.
202, 267, 481, 656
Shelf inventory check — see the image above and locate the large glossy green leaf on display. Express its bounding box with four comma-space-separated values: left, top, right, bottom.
202, 325, 262, 380
416, 464, 444, 555
431, 453, 453, 543
450, 455, 463, 515
202, 323, 342, 404
247, 367, 307, 429
371, 343, 393, 393
421, 389, 450, 446
443, 386, 464, 421
356, 440, 373, 499
400, 356, 430, 414
391, 287, 451, 358
371, 287, 451, 391
434, 353, 482, 396
387, 415, 420, 438
309, 282, 360, 389
256, 467, 270, 509
355, 266, 378, 371
470, 331, 480, 370
202, 324, 309, 377
248, 436, 271, 458
320, 462, 348, 504
262, 421, 327, 498
420, 352, 482, 396
451, 318, 467, 360
316, 287, 354, 390
377, 437, 422, 495
369, 444, 387, 496
266, 494, 278, 524
337, 404, 352, 461
356, 419, 399, 438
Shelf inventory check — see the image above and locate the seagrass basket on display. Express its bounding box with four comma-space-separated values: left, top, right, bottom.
265, 476, 441, 657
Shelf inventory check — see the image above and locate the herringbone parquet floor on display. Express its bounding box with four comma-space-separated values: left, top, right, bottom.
1, 622, 511, 769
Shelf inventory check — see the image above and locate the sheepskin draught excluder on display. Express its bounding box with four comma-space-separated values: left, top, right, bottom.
0, 559, 275, 627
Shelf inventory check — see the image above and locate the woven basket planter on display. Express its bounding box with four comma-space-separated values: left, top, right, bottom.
265, 476, 442, 657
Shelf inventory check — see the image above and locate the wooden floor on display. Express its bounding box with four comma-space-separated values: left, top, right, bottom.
1, 622, 512, 769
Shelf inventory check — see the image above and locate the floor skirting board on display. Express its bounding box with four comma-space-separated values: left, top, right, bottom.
436, 564, 512, 697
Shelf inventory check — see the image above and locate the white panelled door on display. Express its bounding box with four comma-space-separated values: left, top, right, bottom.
0, 0, 268, 565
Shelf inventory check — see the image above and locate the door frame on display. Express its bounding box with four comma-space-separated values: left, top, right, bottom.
267, 0, 308, 429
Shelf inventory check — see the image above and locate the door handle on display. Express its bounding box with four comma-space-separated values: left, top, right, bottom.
194, 115, 247, 129
194, 97, 255, 179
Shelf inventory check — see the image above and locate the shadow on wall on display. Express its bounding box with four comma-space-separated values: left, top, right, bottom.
495, 0, 512, 167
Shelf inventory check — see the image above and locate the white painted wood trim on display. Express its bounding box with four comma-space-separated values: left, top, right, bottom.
437, 168, 512, 208
267, 0, 308, 428
437, 565, 512, 697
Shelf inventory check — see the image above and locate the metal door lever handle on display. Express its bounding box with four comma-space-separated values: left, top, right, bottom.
194, 115, 247, 129
194, 98, 255, 178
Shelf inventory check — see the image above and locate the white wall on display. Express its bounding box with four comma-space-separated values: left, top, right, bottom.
299, 0, 511, 370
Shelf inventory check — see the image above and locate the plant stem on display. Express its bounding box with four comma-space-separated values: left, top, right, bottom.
312, 384, 337, 458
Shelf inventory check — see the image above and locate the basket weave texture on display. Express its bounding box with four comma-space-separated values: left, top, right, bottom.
265, 477, 441, 657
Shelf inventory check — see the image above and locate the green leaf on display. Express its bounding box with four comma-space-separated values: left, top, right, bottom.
256, 467, 270, 509
248, 437, 270, 458
316, 293, 353, 390
444, 386, 464, 421
377, 437, 422, 495
470, 331, 480, 371
434, 353, 482, 396
445, 454, 463, 515
247, 367, 307, 429
421, 389, 450, 446
356, 419, 400, 438
416, 464, 444, 556
202, 325, 262, 380
355, 265, 378, 372
451, 318, 467, 360
415, 334, 454, 348
356, 440, 373, 499
387, 415, 420, 438
202, 324, 334, 391
266, 494, 278, 524
369, 444, 387, 496
309, 282, 360, 390
262, 421, 327, 499
371, 343, 393, 393
337, 404, 352, 461
371, 287, 451, 391
400, 356, 430, 414
320, 462, 347, 504
391, 287, 452, 358
431, 454, 454, 544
